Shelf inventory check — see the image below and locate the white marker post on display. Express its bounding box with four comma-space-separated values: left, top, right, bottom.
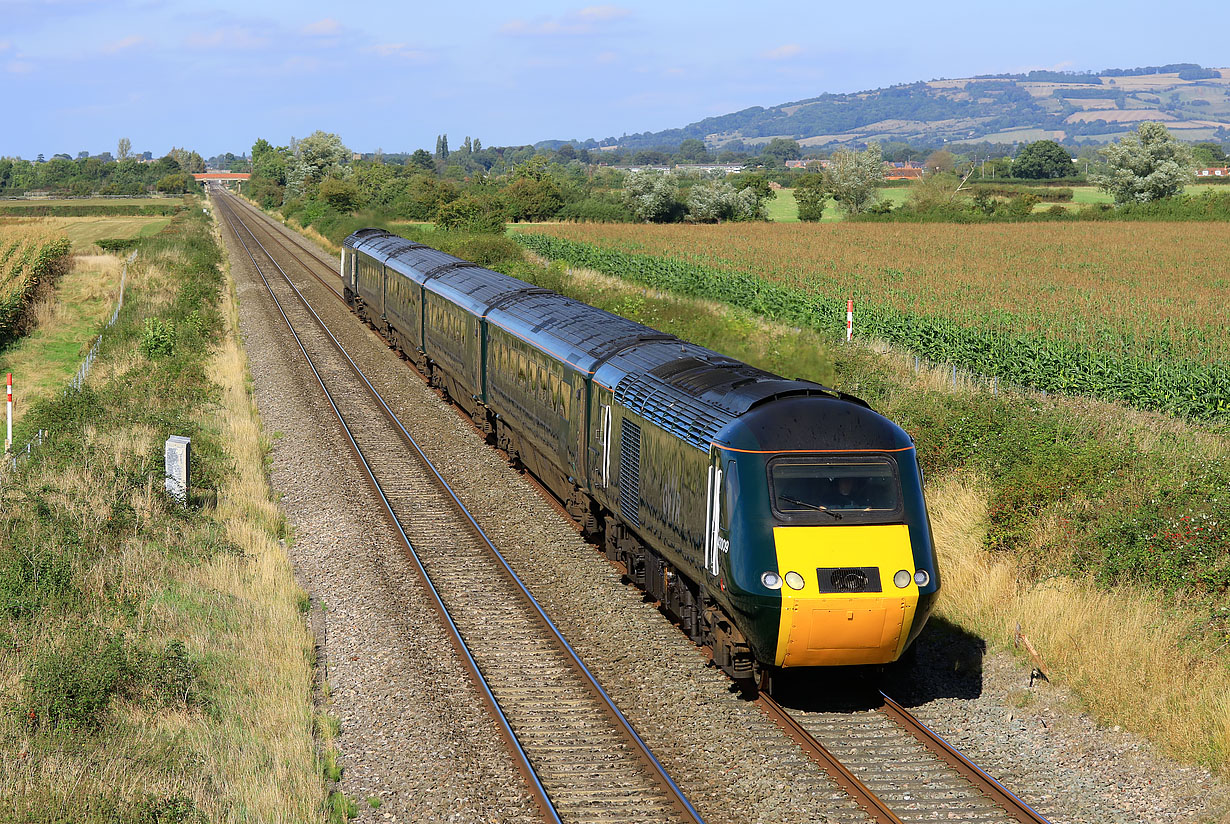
5, 373, 11, 454
846, 299, 853, 343
165, 436, 191, 506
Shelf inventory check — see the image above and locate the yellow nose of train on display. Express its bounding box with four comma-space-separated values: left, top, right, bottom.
773, 524, 920, 667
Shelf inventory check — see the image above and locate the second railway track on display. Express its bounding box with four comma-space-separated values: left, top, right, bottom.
213, 192, 705, 824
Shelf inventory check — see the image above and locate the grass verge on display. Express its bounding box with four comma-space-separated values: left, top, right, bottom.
0, 203, 321, 820
0, 254, 125, 429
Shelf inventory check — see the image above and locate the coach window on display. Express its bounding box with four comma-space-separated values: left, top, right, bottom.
720, 460, 737, 532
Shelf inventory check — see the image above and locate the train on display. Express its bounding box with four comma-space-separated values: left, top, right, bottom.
341, 228, 939, 686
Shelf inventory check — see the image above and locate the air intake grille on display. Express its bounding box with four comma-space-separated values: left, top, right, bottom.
619, 421, 641, 526
816, 567, 882, 593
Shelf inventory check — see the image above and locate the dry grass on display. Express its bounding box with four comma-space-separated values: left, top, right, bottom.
0, 216, 321, 820
928, 472, 1230, 774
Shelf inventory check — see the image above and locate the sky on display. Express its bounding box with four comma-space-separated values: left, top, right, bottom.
1, 0, 1226, 159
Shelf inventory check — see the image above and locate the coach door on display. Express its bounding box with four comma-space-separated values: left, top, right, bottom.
704, 447, 723, 577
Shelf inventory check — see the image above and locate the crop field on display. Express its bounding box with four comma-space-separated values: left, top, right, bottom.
0, 196, 178, 207
0, 224, 72, 348
517, 221, 1230, 419
40, 215, 172, 251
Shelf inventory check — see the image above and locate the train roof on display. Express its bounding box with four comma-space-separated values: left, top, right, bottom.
594, 340, 850, 450
423, 265, 533, 316
344, 229, 871, 451
485, 291, 673, 375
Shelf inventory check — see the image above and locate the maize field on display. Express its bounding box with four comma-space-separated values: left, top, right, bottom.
0, 223, 72, 349
516, 222, 1230, 420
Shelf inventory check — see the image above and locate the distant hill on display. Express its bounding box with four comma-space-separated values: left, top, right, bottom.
596, 64, 1230, 151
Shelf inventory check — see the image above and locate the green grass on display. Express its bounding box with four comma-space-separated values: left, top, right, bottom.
45, 217, 173, 252
770, 186, 911, 223
0, 255, 125, 428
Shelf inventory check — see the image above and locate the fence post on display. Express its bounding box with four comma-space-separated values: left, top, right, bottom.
846, 299, 853, 343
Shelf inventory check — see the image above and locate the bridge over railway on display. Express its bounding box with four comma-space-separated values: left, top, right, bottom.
192, 172, 250, 191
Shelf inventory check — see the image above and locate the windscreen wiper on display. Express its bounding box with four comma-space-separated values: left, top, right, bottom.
779, 495, 841, 519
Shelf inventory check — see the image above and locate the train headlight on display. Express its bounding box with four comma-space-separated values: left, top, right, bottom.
760, 571, 783, 590
784, 571, 806, 591
914, 570, 930, 587
894, 569, 912, 588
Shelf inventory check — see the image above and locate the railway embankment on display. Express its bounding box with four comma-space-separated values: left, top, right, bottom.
0, 204, 321, 821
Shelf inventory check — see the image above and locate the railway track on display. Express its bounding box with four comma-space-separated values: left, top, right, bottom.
212, 192, 705, 824
759, 686, 1051, 824
212, 189, 1056, 824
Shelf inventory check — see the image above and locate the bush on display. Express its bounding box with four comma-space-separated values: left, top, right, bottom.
155, 173, 195, 194
23, 625, 141, 732
140, 317, 176, 357
557, 197, 634, 223
435, 194, 506, 234
318, 177, 363, 213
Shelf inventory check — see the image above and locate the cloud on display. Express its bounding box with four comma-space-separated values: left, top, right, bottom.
185, 27, 269, 50
6, 60, 34, 74
102, 35, 144, 54
595, 51, 618, 64
501, 5, 631, 36
0, 41, 10, 53
302, 18, 340, 36
577, 5, 630, 20
762, 43, 802, 60
363, 43, 431, 63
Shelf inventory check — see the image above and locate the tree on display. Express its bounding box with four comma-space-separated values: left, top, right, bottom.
1191, 141, 1227, 167
761, 138, 801, 163
686, 180, 766, 222
117, 137, 131, 161
155, 173, 194, 193
1091, 122, 1193, 204
503, 177, 564, 222
677, 138, 709, 162
435, 193, 505, 233
318, 176, 362, 212
924, 149, 955, 174
1012, 140, 1076, 179
622, 170, 683, 222
793, 173, 829, 221
435, 134, 449, 161
825, 144, 884, 214
409, 149, 435, 173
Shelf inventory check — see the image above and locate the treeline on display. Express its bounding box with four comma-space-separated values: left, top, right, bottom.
0, 149, 206, 197
246, 131, 792, 233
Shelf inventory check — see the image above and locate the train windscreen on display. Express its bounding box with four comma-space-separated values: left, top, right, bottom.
769, 457, 902, 523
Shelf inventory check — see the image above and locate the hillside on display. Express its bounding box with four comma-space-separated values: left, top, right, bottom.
602, 64, 1230, 150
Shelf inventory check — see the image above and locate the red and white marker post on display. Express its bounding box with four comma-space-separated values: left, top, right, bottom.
846, 299, 853, 343
5, 373, 11, 454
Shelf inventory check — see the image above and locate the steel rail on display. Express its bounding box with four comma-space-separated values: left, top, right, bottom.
214, 193, 707, 824
217, 195, 562, 824
757, 692, 907, 824
878, 692, 1051, 824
